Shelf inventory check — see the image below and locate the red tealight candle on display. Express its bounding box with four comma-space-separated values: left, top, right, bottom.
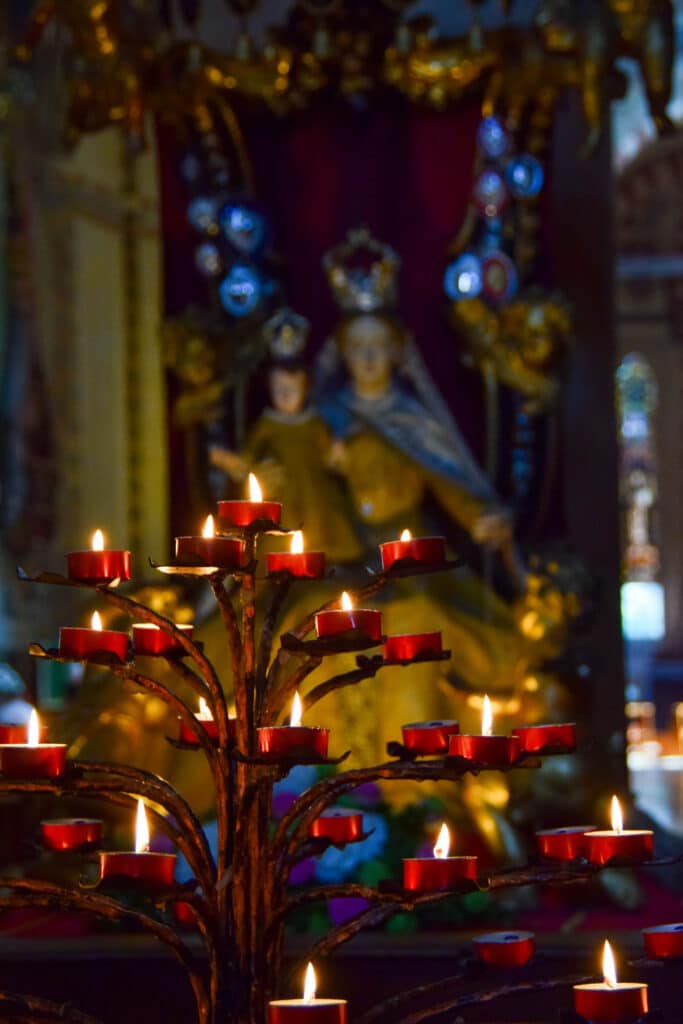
448, 696, 519, 766
132, 623, 193, 656
574, 940, 648, 1022
584, 796, 654, 865
0, 722, 47, 744
269, 963, 346, 1024
41, 818, 103, 851
473, 931, 535, 967
536, 826, 597, 862
383, 632, 442, 661
314, 592, 383, 642
380, 529, 446, 571
174, 900, 198, 928
99, 798, 176, 889
59, 611, 129, 662
175, 515, 245, 570
67, 529, 131, 585
177, 699, 234, 745
403, 823, 477, 891
512, 722, 576, 754
257, 692, 329, 760
309, 809, 363, 843
643, 923, 683, 960
266, 531, 326, 579
401, 720, 460, 756
0, 710, 66, 779
217, 472, 282, 528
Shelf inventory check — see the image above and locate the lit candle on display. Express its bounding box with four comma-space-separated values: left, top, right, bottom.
178, 697, 236, 745
132, 622, 194, 657
309, 809, 363, 844
512, 722, 576, 754
41, 818, 103, 851
574, 941, 648, 1022
59, 611, 130, 662
99, 798, 176, 888
175, 515, 245, 570
535, 826, 597, 862
642, 922, 683, 960
380, 529, 446, 571
314, 592, 383, 642
266, 531, 326, 579
401, 720, 460, 756
383, 632, 443, 662
67, 529, 131, 585
403, 822, 477, 891
0, 709, 67, 779
257, 692, 329, 760
269, 962, 346, 1024
473, 931, 536, 967
217, 473, 283, 528
448, 696, 519, 766
584, 796, 654, 865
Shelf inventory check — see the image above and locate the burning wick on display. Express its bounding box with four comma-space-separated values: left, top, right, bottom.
433, 823, 450, 860
92, 529, 104, 551
27, 709, 40, 748
611, 795, 623, 834
481, 694, 493, 737
91, 611, 103, 632
249, 473, 263, 502
290, 692, 303, 728
197, 698, 213, 722
135, 798, 150, 854
291, 531, 304, 554
400, 528, 412, 541
303, 962, 316, 1003
603, 940, 617, 989
341, 591, 353, 611
202, 515, 215, 539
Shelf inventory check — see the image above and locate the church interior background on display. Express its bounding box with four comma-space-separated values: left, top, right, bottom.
2, 1, 683, 1021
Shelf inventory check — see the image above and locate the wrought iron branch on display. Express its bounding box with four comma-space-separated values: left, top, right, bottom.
287, 903, 400, 985
0, 990, 102, 1023
302, 657, 385, 713
262, 655, 323, 725
256, 576, 292, 710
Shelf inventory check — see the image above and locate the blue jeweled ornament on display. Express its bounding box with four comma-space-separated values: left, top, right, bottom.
472, 168, 509, 218
443, 253, 483, 301
218, 202, 266, 255
477, 116, 510, 159
218, 264, 262, 317
481, 250, 518, 303
505, 155, 544, 199
194, 242, 222, 277
187, 196, 218, 234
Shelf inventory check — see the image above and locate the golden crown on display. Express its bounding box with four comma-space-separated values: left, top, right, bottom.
323, 226, 400, 313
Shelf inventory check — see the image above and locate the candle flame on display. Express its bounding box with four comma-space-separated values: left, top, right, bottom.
291, 530, 304, 554
27, 709, 40, 748
610, 795, 623, 834
135, 798, 150, 854
433, 822, 451, 859
198, 697, 214, 721
303, 962, 316, 1002
481, 694, 493, 737
91, 611, 103, 632
400, 528, 412, 542
290, 691, 303, 728
202, 515, 215, 539
248, 473, 262, 502
602, 940, 618, 988
92, 529, 104, 551
341, 591, 353, 611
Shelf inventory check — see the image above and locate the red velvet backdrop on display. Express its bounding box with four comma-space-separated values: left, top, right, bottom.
157, 97, 548, 537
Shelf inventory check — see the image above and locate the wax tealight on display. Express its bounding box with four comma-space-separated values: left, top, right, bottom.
584, 796, 654, 865
473, 931, 535, 967
403, 823, 477, 891
67, 529, 131, 584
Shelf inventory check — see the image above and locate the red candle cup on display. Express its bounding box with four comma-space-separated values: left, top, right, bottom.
257, 727, 329, 760
132, 623, 193, 656
217, 499, 282, 528
643, 923, 683, 960
473, 931, 535, 967
309, 810, 363, 844
536, 826, 597, 862
512, 722, 576, 754
403, 855, 477, 891
174, 900, 199, 928
266, 551, 326, 579
269, 1000, 346, 1024
585, 829, 654, 866
178, 716, 236, 746
59, 625, 129, 662
384, 633, 442, 661
41, 818, 103, 851
175, 535, 245, 570
0, 744, 66, 779
99, 851, 176, 889
448, 732, 520, 767
402, 721, 460, 756
314, 608, 383, 642
67, 548, 131, 584
380, 535, 446, 570
0, 723, 47, 744
573, 983, 648, 1022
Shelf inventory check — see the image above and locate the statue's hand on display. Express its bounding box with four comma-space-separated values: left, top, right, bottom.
209, 446, 246, 481
472, 509, 514, 549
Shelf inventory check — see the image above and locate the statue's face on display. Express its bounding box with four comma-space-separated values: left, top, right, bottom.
269, 368, 307, 415
341, 316, 396, 393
